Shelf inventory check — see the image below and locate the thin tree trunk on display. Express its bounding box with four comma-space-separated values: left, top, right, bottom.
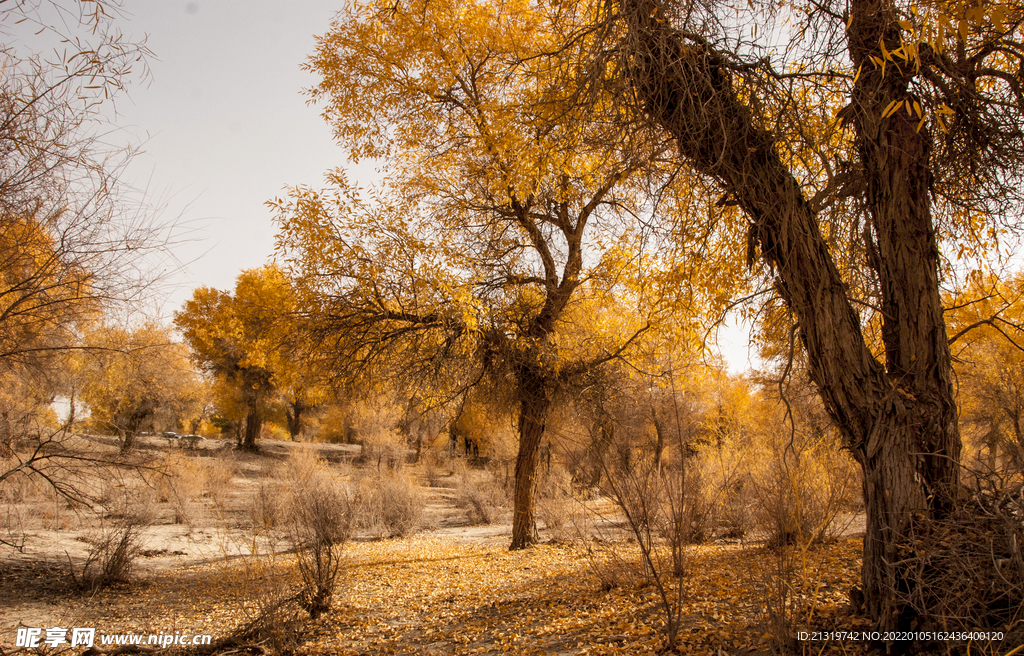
510, 368, 553, 550
651, 411, 665, 469
585, 420, 615, 489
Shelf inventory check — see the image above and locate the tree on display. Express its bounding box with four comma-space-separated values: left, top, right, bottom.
0, 0, 171, 518
0, 1, 159, 375
78, 323, 203, 452
175, 265, 295, 451
946, 271, 1024, 470
273, 0, 741, 548
588, 0, 1024, 631
274, 331, 328, 441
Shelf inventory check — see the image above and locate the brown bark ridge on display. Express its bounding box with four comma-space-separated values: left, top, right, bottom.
242, 395, 262, 452
510, 365, 554, 549
618, 0, 961, 633
506, 189, 596, 549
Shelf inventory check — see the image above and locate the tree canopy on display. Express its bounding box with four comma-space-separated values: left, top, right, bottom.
272, 0, 752, 547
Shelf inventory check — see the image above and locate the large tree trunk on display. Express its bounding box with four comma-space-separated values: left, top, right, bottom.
619, 0, 961, 632
510, 367, 553, 550
844, 0, 962, 623
285, 400, 305, 441
242, 402, 261, 452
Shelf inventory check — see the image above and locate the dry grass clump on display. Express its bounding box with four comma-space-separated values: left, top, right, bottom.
357, 472, 426, 538
156, 451, 236, 524
454, 463, 508, 526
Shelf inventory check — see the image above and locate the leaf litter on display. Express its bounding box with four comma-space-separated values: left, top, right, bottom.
29, 533, 870, 655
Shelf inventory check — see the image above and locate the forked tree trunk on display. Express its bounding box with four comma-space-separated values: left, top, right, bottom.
619, 0, 961, 632
510, 367, 553, 550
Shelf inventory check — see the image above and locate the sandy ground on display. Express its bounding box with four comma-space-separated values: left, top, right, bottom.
0, 435, 520, 638
0, 434, 866, 646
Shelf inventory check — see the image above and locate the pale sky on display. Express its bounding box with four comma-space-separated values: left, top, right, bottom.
109, 1, 355, 310
9, 0, 755, 369
114, 1, 755, 369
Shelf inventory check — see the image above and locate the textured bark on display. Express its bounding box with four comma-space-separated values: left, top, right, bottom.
505, 191, 594, 549
510, 367, 553, 549
242, 402, 262, 452
844, 0, 961, 625
285, 400, 305, 441
620, 0, 961, 631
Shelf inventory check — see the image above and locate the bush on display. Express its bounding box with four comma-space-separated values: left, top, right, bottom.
597, 452, 691, 647
77, 519, 146, 590
72, 491, 153, 592
156, 452, 236, 525
887, 470, 1024, 647
286, 468, 354, 618
422, 449, 452, 488
749, 427, 859, 547
249, 480, 284, 531
351, 399, 407, 470
455, 468, 507, 526
357, 472, 426, 538
536, 465, 577, 541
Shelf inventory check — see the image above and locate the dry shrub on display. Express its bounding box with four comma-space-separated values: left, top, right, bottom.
235, 449, 355, 635
284, 456, 354, 619
156, 452, 236, 525
422, 448, 451, 488
351, 399, 407, 470
536, 465, 577, 540
2, 421, 135, 538
455, 467, 507, 525
73, 518, 146, 591
3, 467, 85, 532
595, 451, 695, 649
249, 480, 283, 531
889, 470, 1024, 648
232, 537, 304, 654
729, 397, 858, 652
72, 487, 154, 591
749, 426, 859, 547
357, 472, 426, 538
